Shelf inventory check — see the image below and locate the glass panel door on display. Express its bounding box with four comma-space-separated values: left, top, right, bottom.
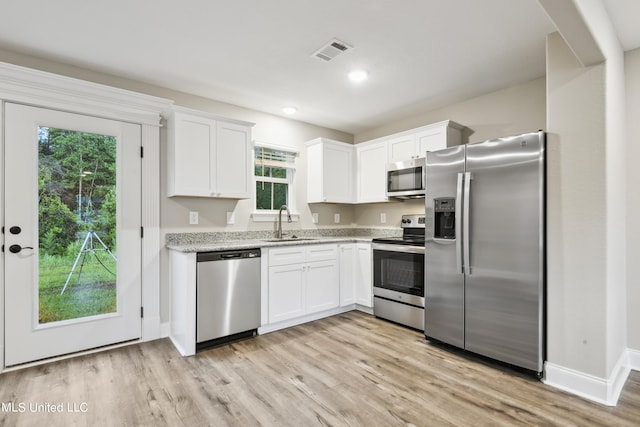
4, 103, 141, 367
38, 127, 117, 323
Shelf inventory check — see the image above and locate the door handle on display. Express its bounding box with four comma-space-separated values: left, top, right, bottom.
9, 244, 34, 254
455, 173, 464, 274
463, 172, 472, 275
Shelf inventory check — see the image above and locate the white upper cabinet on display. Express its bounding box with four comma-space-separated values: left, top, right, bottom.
306, 138, 353, 203
356, 140, 389, 203
214, 120, 253, 198
415, 120, 464, 156
166, 107, 254, 198
387, 120, 465, 162
387, 134, 417, 163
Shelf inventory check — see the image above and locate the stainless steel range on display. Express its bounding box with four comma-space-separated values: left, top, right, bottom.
372, 214, 425, 330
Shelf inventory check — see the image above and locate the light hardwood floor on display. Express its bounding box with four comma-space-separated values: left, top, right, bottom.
1, 311, 639, 426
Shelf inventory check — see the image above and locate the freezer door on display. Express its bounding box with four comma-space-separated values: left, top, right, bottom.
464, 132, 545, 372
424, 145, 465, 348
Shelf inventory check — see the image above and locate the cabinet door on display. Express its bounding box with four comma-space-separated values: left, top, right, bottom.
268, 264, 305, 323
323, 144, 353, 203
339, 244, 356, 306
305, 260, 339, 314
170, 112, 214, 197
355, 243, 373, 307
356, 141, 388, 203
415, 128, 446, 156
214, 121, 251, 198
388, 134, 417, 162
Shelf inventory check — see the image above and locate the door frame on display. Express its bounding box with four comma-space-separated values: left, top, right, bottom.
0, 61, 173, 369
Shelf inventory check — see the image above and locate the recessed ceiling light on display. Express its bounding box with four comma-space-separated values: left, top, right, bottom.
348, 70, 368, 83
282, 106, 297, 115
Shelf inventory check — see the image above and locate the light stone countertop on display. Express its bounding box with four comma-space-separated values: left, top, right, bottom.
166, 228, 401, 253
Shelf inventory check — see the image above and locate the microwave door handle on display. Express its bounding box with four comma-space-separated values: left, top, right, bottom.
455, 173, 464, 274
463, 172, 472, 275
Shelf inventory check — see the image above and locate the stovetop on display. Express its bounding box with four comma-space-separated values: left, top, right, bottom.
372, 214, 425, 246
371, 235, 425, 246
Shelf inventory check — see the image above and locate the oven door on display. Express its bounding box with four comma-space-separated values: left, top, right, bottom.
372, 243, 425, 307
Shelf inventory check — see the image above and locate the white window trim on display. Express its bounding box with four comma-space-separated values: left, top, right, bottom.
252, 142, 299, 222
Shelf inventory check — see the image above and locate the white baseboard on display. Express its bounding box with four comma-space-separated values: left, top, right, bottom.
258, 306, 354, 334
544, 350, 631, 406
355, 304, 373, 315
629, 348, 640, 371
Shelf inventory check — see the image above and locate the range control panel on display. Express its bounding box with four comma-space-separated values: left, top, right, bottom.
400, 214, 425, 228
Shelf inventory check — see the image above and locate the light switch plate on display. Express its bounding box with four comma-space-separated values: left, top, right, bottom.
312, 213, 319, 224
334, 213, 340, 223
380, 213, 386, 224
226, 211, 235, 225
189, 211, 199, 225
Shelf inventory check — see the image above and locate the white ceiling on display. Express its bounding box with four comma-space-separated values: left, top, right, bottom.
0, 0, 638, 135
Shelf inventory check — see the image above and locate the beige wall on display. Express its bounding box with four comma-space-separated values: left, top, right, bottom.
352, 78, 547, 227
355, 77, 546, 144
626, 47, 640, 353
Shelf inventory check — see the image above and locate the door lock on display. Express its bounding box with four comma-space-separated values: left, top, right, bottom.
9, 244, 33, 254
9, 226, 22, 235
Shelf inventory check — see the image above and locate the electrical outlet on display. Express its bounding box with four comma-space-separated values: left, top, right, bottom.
312, 213, 319, 224
189, 211, 199, 225
380, 213, 387, 224
334, 213, 340, 223
226, 211, 235, 225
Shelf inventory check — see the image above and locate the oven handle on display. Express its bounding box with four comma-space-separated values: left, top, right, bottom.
372, 243, 425, 255
455, 172, 464, 274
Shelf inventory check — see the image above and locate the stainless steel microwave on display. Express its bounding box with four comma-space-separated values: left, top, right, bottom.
386, 157, 426, 199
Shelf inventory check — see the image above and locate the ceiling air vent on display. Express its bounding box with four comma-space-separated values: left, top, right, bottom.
312, 39, 353, 62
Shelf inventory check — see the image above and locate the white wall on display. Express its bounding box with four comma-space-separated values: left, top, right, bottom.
626, 47, 640, 354
545, 17, 631, 403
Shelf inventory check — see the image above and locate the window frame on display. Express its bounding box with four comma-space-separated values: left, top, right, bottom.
252, 143, 299, 222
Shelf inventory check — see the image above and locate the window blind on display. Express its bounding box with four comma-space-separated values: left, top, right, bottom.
254, 146, 297, 169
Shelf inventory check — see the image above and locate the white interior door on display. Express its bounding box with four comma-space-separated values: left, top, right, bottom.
4, 102, 141, 366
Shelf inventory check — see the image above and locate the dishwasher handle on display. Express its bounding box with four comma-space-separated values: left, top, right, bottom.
197, 248, 261, 262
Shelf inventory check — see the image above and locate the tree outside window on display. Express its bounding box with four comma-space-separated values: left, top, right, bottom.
254, 146, 296, 211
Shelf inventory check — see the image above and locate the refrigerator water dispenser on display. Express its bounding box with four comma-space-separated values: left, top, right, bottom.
434, 197, 456, 239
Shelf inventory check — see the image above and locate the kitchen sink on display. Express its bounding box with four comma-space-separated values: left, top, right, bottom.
261, 237, 317, 242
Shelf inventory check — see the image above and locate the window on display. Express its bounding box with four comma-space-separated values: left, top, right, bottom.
254, 145, 297, 215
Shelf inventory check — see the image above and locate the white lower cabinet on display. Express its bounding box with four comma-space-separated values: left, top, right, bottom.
355, 243, 373, 307
267, 244, 339, 324
306, 260, 340, 313
339, 244, 356, 306
268, 264, 306, 323
339, 242, 373, 308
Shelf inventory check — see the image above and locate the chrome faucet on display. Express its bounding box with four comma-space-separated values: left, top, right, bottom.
276, 205, 292, 239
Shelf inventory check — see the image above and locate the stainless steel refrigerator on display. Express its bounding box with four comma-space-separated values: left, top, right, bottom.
424, 131, 545, 374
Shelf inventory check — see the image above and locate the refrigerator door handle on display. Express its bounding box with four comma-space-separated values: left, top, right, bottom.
463, 172, 472, 275
455, 172, 464, 274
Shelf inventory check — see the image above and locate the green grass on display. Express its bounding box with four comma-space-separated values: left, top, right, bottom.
39, 250, 117, 324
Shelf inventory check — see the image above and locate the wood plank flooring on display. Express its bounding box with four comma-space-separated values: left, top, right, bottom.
1, 311, 639, 426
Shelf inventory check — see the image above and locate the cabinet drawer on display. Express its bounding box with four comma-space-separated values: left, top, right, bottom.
268, 246, 306, 266
305, 244, 338, 263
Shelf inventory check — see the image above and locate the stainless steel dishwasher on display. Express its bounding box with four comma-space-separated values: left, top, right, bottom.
196, 248, 261, 349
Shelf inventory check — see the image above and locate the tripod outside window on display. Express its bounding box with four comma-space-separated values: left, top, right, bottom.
61, 230, 116, 295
